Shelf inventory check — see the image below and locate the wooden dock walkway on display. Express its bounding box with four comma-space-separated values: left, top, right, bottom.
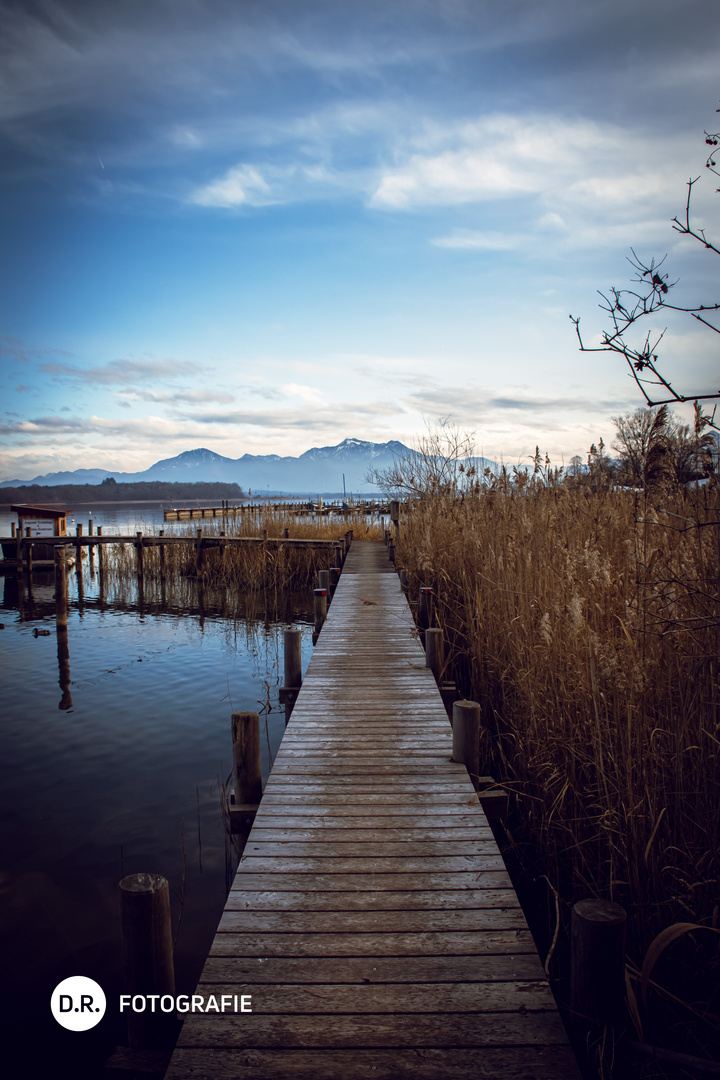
165, 541, 581, 1079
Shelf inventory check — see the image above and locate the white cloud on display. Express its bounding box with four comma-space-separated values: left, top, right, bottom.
432, 231, 519, 250
190, 164, 276, 208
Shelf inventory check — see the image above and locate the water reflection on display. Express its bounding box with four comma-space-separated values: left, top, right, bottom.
0, 556, 315, 1078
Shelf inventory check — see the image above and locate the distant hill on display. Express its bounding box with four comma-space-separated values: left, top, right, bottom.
1, 438, 417, 495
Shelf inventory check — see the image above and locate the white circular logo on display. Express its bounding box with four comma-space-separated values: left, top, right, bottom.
51, 976, 106, 1031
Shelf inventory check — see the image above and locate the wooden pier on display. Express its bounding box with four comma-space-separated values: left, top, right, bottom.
165, 541, 581, 1079
163, 501, 389, 521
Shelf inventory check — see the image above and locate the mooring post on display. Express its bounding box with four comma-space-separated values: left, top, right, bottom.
196, 528, 204, 572
313, 587, 327, 637
425, 627, 444, 683
571, 899, 627, 1030
334, 542, 343, 568
452, 699, 481, 790
329, 566, 340, 595
318, 568, 330, 598
231, 711, 262, 810
418, 586, 434, 646
281, 628, 303, 724
24, 528, 33, 574
159, 530, 166, 578
119, 872, 176, 1049
390, 500, 400, 546
88, 519, 94, 536
135, 532, 144, 577
399, 568, 409, 594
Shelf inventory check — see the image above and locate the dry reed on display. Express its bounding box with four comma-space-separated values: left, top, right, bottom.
397, 472, 719, 1052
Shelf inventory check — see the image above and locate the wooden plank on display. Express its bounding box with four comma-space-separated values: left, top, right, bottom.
175, 1011, 571, 1048
198, 953, 543, 983
244, 827, 494, 841
175, 981, 556, 1013
216, 909, 528, 934
166, 1046, 580, 1080
240, 841, 499, 857
235, 856, 507, 874
224, 889, 521, 911
209, 930, 537, 957
229, 872, 513, 891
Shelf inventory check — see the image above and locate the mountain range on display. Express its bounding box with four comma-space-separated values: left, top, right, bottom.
1, 438, 420, 495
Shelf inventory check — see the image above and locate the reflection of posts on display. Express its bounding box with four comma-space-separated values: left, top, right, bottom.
55, 546, 72, 711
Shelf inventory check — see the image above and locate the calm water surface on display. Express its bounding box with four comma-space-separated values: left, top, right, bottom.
0, 542, 314, 1077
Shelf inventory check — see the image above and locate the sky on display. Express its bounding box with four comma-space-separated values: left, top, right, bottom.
1, 0, 719, 481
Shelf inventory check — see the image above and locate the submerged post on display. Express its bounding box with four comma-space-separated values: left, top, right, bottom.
425, 627, 444, 683
231, 711, 262, 807
119, 873, 176, 1049
452, 699, 481, 790
281, 628, 303, 724
135, 532, 144, 577
571, 899, 627, 1029
313, 587, 327, 636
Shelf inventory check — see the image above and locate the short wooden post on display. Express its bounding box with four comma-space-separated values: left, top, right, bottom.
425, 627, 443, 683
196, 528, 204, 572
25, 529, 33, 573
284, 527, 290, 539
281, 628, 303, 724
399, 568, 409, 594
318, 568, 330, 596
97, 526, 102, 536
119, 873, 176, 1049
571, 899, 627, 1028
329, 566, 340, 595
88, 519, 94, 536
135, 532, 144, 577
231, 711, 262, 806
452, 699, 481, 790
418, 586, 434, 640
333, 543, 343, 568
390, 500, 400, 546
55, 546, 68, 629
76, 523, 83, 537
10, 521, 15, 538
313, 587, 327, 635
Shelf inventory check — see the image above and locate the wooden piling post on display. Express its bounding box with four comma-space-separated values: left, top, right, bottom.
231, 712, 262, 807
329, 566, 340, 595
119, 873, 176, 1049
571, 899, 627, 1028
452, 699, 481, 790
284, 527, 290, 539
318, 568, 330, 596
313, 587, 327, 634
25, 528, 33, 574
333, 543, 343, 568
135, 532, 144, 577
425, 627, 443, 683
281, 628, 303, 724
196, 528, 204, 573
55, 545, 68, 629
88, 519, 94, 536
399, 568, 409, 594
418, 586, 434, 642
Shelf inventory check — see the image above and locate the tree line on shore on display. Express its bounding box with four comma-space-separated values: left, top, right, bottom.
1, 478, 248, 505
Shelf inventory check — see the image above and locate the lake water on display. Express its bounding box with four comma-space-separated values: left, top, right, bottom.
0, 533, 315, 1078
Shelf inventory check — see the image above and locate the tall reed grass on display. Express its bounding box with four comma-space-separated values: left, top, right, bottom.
107, 510, 382, 591
397, 472, 719, 1055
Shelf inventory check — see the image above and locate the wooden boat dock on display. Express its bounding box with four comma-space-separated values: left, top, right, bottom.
164, 541, 581, 1079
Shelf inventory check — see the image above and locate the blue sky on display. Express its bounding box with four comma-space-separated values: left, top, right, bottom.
1, 0, 718, 480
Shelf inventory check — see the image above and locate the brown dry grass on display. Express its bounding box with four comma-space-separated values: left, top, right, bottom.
397, 472, 719, 1047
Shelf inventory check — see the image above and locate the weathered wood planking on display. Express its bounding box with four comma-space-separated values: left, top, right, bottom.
165, 541, 580, 1079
